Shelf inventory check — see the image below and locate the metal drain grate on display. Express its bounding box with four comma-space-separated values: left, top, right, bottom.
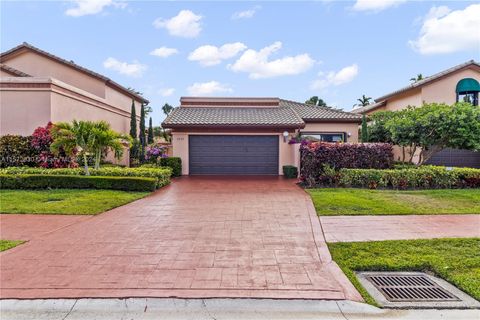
365, 274, 460, 302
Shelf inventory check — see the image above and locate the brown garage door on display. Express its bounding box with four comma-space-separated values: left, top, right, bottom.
189, 135, 279, 175
426, 148, 480, 168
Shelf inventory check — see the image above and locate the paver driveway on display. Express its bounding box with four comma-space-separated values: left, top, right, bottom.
0, 177, 360, 300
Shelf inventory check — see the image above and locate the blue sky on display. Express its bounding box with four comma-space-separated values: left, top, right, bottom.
1, 1, 479, 125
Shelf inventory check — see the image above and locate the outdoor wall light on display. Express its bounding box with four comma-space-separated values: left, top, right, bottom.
282, 131, 289, 142
347, 132, 352, 137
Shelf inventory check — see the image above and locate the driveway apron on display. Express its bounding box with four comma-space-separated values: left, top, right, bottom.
0, 176, 360, 301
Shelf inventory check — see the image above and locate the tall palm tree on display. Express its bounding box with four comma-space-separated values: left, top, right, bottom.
162, 103, 174, 116
90, 121, 131, 169
410, 74, 424, 83
50, 120, 96, 175
355, 94, 372, 107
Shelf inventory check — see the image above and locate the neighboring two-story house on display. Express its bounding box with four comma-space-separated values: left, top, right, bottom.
0, 42, 148, 165
352, 60, 480, 168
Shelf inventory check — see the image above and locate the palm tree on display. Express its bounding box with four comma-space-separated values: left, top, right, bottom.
410, 74, 424, 83
90, 121, 131, 169
355, 94, 372, 107
50, 120, 96, 175
162, 103, 174, 116
305, 96, 327, 107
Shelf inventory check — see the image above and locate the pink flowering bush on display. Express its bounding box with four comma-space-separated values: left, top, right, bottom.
31, 122, 77, 168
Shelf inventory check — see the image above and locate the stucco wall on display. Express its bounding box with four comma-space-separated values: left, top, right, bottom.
0, 89, 51, 136
383, 89, 423, 111
301, 122, 360, 143
422, 68, 480, 104
171, 131, 297, 175
4, 51, 106, 98
105, 86, 142, 115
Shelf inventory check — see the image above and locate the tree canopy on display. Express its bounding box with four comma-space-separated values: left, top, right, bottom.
366, 102, 480, 164
305, 96, 327, 107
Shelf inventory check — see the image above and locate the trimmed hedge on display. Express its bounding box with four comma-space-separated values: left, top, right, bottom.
0, 174, 157, 191
159, 157, 182, 177
300, 142, 393, 187
317, 166, 480, 189
283, 165, 298, 179
0, 135, 37, 167
0, 166, 172, 188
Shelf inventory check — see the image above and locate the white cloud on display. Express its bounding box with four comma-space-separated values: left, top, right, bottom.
352, 0, 406, 13
65, 0, 126, 17
311, 64, 359, 90
409, 4, 480, 55
150, 47, 179, 58
159, 88, 175, 97
232, 6, 261, 19
153, 10, 202, 38
187, 81, 233, 95
229, 42, 315, 79
103, 57, 146, 77
188, 42, 247, 66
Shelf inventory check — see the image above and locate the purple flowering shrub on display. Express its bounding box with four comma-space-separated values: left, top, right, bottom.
145, 144, 167, 163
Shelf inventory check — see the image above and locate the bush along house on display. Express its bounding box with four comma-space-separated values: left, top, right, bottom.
162, 97, 362, 175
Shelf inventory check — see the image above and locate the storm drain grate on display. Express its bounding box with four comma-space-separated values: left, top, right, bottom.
365, 274, 460, 302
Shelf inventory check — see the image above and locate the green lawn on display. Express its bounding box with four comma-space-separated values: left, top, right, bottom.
0, 240, 24, 251
0, 189, 149, 215
329, 238, 480, 306
307, 188, 480, 215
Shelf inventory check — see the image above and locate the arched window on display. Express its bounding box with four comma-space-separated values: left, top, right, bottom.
456, 78, 480, 106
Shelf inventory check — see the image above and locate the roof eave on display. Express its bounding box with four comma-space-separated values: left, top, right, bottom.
161, 123, 306, 130
302, 118, 362, 123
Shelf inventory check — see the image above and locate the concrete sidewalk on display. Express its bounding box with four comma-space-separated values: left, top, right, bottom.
320, 214, 480, 242
1, 298, 479, 320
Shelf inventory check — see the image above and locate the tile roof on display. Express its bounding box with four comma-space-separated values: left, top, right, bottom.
162, 98, 361, 128
0, 42, 148, 103
350, 100, 387, 114
352, 60, 480, 114
0, 63, 31, 77
280, 99, 362, 121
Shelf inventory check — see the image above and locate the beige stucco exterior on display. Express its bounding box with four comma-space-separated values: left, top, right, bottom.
0, 45, 147, 166
171, 122, 360, 175
364, 66, 480, 115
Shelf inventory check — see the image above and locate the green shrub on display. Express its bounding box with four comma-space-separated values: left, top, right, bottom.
0, 135, 38, 167
337, 166, 480, 189
0, 174, 156, 191
283, 165, 298, 179
0, 166, 172, 188
159, 157, 182, 177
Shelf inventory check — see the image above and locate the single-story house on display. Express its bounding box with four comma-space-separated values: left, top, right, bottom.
352, 60, 480, 168
162, 97, 362, 175
0, 42, 148, 165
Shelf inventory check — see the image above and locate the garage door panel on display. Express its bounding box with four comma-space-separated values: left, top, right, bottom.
189, 135, 279, 175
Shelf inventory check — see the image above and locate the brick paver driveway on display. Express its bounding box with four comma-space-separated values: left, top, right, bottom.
0, 177, 360, 301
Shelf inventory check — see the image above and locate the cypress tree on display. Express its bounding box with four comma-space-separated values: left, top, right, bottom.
361, 114, 369, 142
129, 100, 137, 138
139, 103, 146, 162
148, 117, 154, 144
